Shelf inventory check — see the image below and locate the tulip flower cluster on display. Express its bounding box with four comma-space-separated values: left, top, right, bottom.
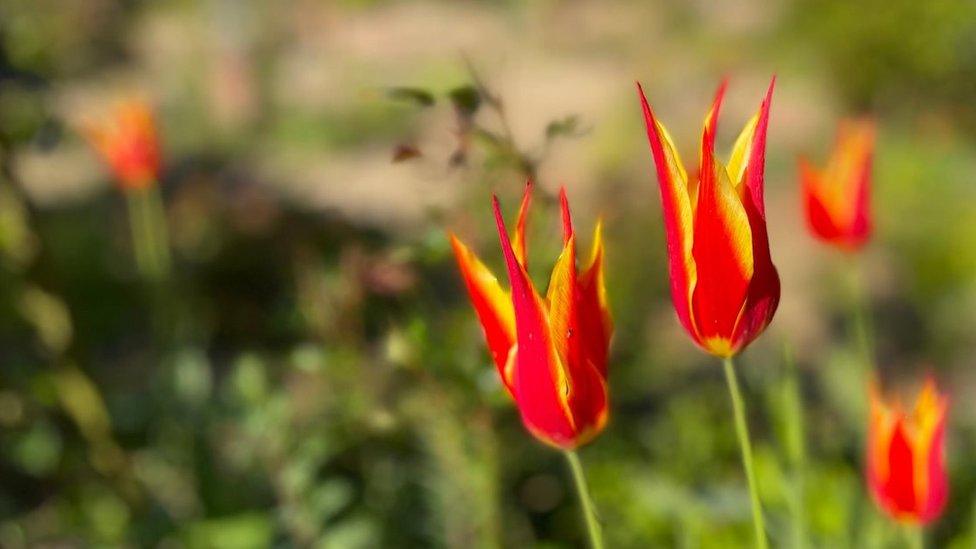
448, 77, 951, 548
73, 74, 948, 549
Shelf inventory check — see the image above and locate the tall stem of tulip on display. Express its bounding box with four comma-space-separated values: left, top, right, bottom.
564, 450, 604, 549
126, 188, 154, 280
847, 259, 874, 372
144, 184, 172, 280
903, 524, 923, 549
722, 356, 768, 549
126, 184, 172, 282
782, 343, 807, 549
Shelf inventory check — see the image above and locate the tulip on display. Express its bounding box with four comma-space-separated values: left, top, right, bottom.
800, 119, 874, 250
83, 98, 171, 281
637, 79, 779, 358
450, 182, 612, 450
84, 99, 161, 191
451, 183, 611, 549
637, 79, 779, 548
867, 377, 948, 525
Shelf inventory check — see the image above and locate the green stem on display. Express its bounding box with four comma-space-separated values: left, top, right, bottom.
564, 450, 605, 549
144, 184, 172, 279
782, 343, 807, 549
126, 185, 172, 282
722, 356, 768, 549
847, 258, 874, 373
972, 496, 976, 549
903, 523, 923, 549
125, 189, 154, 279
126, 184, 177, 345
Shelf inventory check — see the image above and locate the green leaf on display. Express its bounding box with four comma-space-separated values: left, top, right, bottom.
545, 115, 585, 139
387, 87, 435, 107
448, 85, 481, 118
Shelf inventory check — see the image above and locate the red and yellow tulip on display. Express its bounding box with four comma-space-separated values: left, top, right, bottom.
867, 377, 948, 525
799, 119, 874, 250
450, 183, 612, 449
84, 99, 161, 191
637, 79, 779, 358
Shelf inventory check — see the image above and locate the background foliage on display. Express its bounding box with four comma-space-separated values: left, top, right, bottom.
1, 0, 976, 547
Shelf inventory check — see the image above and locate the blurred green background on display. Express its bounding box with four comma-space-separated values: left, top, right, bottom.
2, 0, 976, 547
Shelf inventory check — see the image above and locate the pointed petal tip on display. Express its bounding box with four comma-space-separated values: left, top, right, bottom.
713, 78, 730, 105
491, 194, 505, 232
558, 187, 573, 242
636, 81, 652, 114
764, 76, 777, 102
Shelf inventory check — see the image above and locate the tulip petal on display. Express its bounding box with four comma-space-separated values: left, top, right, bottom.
493, 197, 576, 448
543, 192, 608, 445
548, 188, 579, 368
450, 234, 517, 392
884, 421, 919, 516
579, 219, 612, 378
731, 78, 780, 352
701, 79, 728, 177
545, 231, 606, 444
740, 77, 775, 216
691, 156, 753, 355
637, 82, 699, 343
728, 114, 759, 190
558, 187, 574, 245
800, 159, 845, 241
547, 234, 579, 368
868, 385, 897, 495
920, 418, 948, 522
913, 378, 949, 522
512, 181, 533, 268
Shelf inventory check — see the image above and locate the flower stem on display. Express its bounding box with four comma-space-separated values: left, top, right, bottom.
903, 523, 923, 549
722, 356, 768, 549
126, 185, 172, 282
126, 188, 154, 280
847, 258, 874, 375
782, 343, 807, 549
564, 450, 604, 549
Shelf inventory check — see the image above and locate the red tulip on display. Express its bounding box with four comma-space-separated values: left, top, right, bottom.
867, 378, 949, 524
450, 183, 612, 449
84, 99, 161, 191
637, 79, 779, 357
800, 119, 874, 250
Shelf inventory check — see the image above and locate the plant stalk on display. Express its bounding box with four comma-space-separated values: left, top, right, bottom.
126, 184, 171, 283
564, 450, 605, 549
783, 343, 807, 549
723, 356, 768, 549
903, 523, 923, 549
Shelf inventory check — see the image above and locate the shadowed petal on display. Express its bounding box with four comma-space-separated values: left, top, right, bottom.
637, 82, 700, 344
512, 181, 533, 269
579, 219, 612, 378
449, 234, 517, 392
731, 78, 780, 353
493, 196, 576, 448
